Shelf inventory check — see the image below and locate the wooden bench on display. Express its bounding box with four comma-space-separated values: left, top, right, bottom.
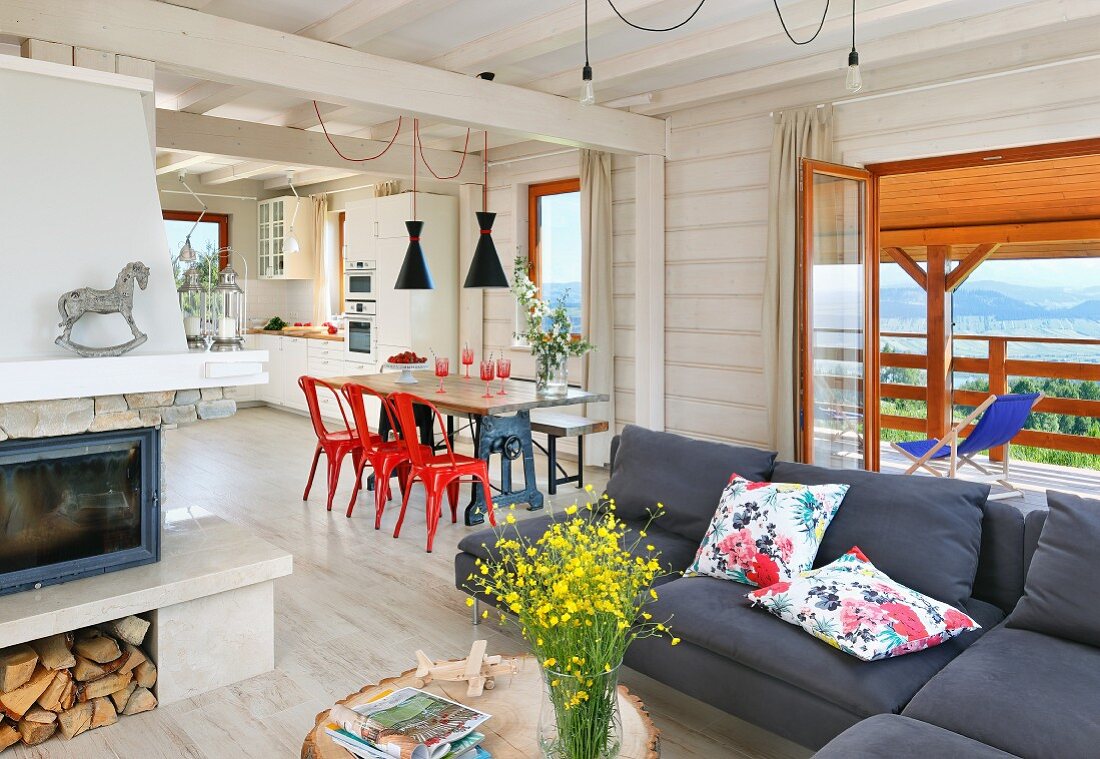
529, 411, 609, 495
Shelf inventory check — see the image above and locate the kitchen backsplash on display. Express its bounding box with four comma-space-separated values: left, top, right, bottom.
247, 278, 314, 324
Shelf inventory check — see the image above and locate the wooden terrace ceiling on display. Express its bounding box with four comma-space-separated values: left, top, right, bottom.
880, 153, 1100, 230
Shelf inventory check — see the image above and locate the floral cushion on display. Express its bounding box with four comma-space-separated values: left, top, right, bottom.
685, 475, 849, 587
747, 547, 981, 661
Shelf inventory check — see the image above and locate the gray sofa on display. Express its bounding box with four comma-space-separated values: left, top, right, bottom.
453, 425, 1094, 754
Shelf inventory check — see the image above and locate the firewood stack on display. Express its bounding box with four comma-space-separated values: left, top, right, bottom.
0, 615, 157, 750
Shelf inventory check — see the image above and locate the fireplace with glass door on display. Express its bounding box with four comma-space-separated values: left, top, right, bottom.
0, 427, 160, 596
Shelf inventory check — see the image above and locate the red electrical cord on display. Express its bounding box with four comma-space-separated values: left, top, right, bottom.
313, 101, 403, 161
415, 120, 472, 180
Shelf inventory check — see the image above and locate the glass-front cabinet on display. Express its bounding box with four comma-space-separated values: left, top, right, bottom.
257, 196, 314, 280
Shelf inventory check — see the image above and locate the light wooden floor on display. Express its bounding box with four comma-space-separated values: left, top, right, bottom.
16, 407, 809, 759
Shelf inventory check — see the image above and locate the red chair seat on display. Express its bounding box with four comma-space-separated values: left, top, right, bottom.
299, 377, 365, 513
390, 392, 496, 553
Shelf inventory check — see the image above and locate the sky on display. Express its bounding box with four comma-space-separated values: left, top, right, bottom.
539, 191, 582, 286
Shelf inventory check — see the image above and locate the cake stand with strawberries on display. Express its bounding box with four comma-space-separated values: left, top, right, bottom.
384, 351, 429, 384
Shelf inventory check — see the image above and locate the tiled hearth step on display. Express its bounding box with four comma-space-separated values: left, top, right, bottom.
0, 615, 156, 749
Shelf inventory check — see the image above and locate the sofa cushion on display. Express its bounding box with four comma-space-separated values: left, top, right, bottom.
605, 425, 777, 543
903, 626, 1100, 759
650, 575, 989, 717
455, 515, 696, 584
686, 477, 848, 587
770, 461, 988, 608
972, 499, 1027, 613
1007, 490, 1100, 646
748, 547, 980, 662
813, 715, 1019, 758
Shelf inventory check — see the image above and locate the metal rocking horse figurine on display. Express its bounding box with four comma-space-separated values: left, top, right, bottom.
55, 261, 151, 357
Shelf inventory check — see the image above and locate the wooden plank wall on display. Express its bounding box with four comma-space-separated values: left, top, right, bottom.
484, 52, 1100, 452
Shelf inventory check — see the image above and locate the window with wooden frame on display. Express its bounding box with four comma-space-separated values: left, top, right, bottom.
528, 178, 583, 335
163, 210, 230, 276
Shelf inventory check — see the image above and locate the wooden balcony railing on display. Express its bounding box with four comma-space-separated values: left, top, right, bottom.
880, 332, 1100, 458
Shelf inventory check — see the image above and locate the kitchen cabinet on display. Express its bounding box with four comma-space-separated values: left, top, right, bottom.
257, 334, 285, 405
256, 336, 382, 423
281, 337, 308, 411
258, 196, 315, 279
346, 192, 459, 364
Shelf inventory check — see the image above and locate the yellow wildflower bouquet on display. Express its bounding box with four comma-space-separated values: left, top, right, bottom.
467, 493, 676, 759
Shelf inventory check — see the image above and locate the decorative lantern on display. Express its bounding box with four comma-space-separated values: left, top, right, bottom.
177, 265, 208, 350
210, 264, 245, 352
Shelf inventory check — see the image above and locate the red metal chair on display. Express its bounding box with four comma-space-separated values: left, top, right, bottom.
342, 383, 428, 523
299, 376, 367, 513
390, 392, 496, 553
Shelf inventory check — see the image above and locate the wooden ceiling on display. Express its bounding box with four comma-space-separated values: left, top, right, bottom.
879, 153, 1100, 231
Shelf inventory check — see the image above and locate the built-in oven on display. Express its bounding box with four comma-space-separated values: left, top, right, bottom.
344, 301, 377, 362
344, 260, 377, 301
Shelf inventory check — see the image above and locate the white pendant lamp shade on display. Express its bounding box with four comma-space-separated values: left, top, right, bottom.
179, 237, 197, 263
284, 170, 301, 254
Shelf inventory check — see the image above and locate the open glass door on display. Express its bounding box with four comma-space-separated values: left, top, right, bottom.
799, 159, 878, 470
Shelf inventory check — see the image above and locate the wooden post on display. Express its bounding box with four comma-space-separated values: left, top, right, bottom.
634, 154, 665, 431
988, 337, 1008, 461
925, 245, 953, 439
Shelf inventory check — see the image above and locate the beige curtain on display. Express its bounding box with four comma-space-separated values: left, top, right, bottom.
311, 194, 329, 324
580, 149, 615, 467
762, 105, 834, 460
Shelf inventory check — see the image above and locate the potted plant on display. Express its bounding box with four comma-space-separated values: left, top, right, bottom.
467, 493, 678, 759
512, 257, 593, 396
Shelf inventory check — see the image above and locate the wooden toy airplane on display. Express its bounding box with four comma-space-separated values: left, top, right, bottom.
414, 640, 519, 698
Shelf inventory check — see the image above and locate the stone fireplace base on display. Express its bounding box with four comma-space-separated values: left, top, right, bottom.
0, 507, 291, 705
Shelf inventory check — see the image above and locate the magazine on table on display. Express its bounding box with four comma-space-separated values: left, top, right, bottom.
325, 687, 491, 759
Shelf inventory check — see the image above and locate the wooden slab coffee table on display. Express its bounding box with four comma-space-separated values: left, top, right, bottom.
302, 654, 660, 758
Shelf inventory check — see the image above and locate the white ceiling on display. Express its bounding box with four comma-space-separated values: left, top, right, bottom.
118, 0, 1091, 186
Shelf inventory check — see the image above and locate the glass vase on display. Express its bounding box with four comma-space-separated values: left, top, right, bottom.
537, 664, 623, 759
536, 354, 569, 397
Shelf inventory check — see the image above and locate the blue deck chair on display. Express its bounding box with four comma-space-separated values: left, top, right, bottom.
890, 392, 1043, 500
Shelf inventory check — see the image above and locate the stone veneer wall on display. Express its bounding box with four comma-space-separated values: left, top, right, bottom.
0, 389, 237, 440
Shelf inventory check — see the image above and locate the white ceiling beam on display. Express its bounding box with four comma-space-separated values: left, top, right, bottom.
199, 161, 283, 185
0, 0, 666, 155
154, 152, 210, 175
297, 0, 460, 48
266, 101, 345, 129
634, 0, 1100, 115
528, 0, 946, 98
174, 80, 251, 114
263, 168, 361, 190
156, 109, 483, 182
426, 0, 669, 75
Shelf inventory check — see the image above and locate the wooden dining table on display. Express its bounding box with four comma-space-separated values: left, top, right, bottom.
326, 371, 608, 526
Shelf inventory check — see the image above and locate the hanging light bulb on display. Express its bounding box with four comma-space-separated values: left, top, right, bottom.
845, 50, 862, 93
580, 65, 595, 106
579, 0, 595, 105
845, 0, 863, 93
282, 171, 301, 254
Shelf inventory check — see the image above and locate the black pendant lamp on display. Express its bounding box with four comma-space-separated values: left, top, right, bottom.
395, 119, 435, 290
463, 88, 510, 289
395, 220, 434, 289
464, 211, 508, 288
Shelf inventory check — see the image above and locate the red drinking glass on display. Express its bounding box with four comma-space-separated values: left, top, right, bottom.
434, 357, 449, 393
479, 360, 496, 398
461, 346, 475, 379
496, 357, 511, 395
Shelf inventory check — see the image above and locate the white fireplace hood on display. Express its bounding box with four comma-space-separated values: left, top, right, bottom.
0, 57, 265, 403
